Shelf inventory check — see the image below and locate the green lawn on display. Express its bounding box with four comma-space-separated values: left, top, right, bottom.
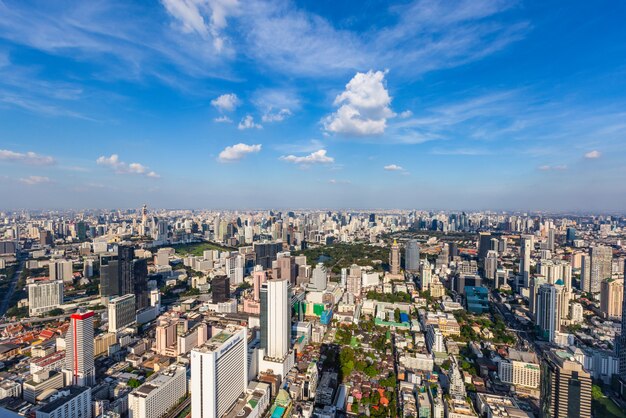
592, 385, 626, 418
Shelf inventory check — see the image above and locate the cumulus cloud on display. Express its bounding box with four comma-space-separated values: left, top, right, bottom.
262, 108, 292, 123
324, 70, 395, 136
384, 164, 404, 171
214, 115, 232, 123
238, 115, 262, 130
0, 149, 55, 165
211, 93, 240, 112
218, 143, 261, 162
19, 175, 51, 185
584, 150, 601, 159
538, 164, 567, 171
328, 179, 351, 184
96, 154, 160, 178
280, 149, 334, 165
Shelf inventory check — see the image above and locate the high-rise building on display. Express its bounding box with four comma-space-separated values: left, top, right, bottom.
211, 276, 230, 304
346, 265, 362, 296
536, 284, 563, 342
498, 350, 540, 391
547, 228, 555, 252
541, 349, 592, 418
28, 279, 63, 316
49, 259, 73, 283
619, 260, 626, 380
520, 235, 532, 289
389, 240, 401, 275
478, 232, 492, 262
580, 254, 591, 293
600, 279, 623, 320
129, 365, 187, 418
590, 245, 613, 295
405, 240, 420, 272
260, 278, 290, 360
191, 326, 248, 418
310, 263, 327, 291
252, 267, 267, 302
63, 310, 95, 386
253, 241, 283, 270
99, 255, 119, 298
485, 250, 498, 281
108, 294, 136, 333
566, 227, 576, 245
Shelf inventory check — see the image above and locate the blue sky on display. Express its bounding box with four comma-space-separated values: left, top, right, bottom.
0, 0, 625, 211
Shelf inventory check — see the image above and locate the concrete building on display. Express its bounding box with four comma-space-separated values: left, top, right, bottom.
28, 279, 63, 316
260, 278, 290, 361
590, 245, 613, 295
498, 350, 540, 390
49, 259, 73, 283
389, 240, 401, 275
34, 386, 91, 418
129, 365, 187, 418
541, 349, 591, 418
405, 239, 420, 272
600, 278, 623, 320
191, 326, 248, 418
23, 370, 65, 404
108, 294, 136, 333
310, 263, 327, 291
63, 310, 95, 386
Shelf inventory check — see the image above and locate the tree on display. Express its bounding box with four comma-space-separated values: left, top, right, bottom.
127, 378, 141, 388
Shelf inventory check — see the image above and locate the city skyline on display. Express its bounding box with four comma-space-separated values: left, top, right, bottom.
1, 1, 626, 210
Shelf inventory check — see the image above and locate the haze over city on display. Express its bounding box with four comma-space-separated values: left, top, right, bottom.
1, 1, 625, 211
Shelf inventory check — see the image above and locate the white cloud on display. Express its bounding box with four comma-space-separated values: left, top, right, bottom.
96, 154, 160, 178
328, 178, 351, 184
262, 108, 292, 122
218, 143, 261, 162
214, 115, 232, 123
384, 164, 404, 171
399, 110, 413, 118
19, 175, 51, 185
280, 149, 334, 165
161, 0, 239, 52
211, 93, 240, 112
238, 115, 262, 130
584, 150, 601, 159
324, 70, 395, 135
538, 164, 567, 171
0, 149, 55, 165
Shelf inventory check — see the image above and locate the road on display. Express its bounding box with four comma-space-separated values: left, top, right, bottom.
0, 259, 24, 316
167, 396, 191, 418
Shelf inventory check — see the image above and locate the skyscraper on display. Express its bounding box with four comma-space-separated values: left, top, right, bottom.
520, 235, 532, 288
619, 260, 626, 381
536, 284, 563, 342
600, 279, 623, 320
63, 310, 95, 386
211, 275, 230, 303
191, 326, 248, 418
108, 294, 136, 333
590, 245, 612, 295
310, 263, 328, 291
405, 239, 420, 272
99, 255, 119, 298
389, 239, 401, 275
541, 349, 592, 418
260, 279, 290, 361
485, 250, 498, 281
580, 254, 591, 293
478, 232, 492, 262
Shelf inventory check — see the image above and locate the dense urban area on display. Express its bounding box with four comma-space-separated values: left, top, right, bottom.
0, 208, 625, 418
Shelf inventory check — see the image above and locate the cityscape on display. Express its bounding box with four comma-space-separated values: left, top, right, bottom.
0, 210, 625, 418
1, 1, 626, 418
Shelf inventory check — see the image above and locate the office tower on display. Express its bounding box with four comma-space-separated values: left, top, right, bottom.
389, 239, 401, 274
225, 253, 244, 285
547, 228, 555, 251
191, 326, 248, 418
132, 258, 149, 310
310, 263, 327, 291
566, 227, 576, 245
28, 279, 63, 316
520, 235, 532, 288
346, 265, 362, 296
49, 259, 73, 282
405, 239, 420, 271
529, 276, 547, 319
490, 237, 499, 253
254, 241, 283, 269
260, 279, 290, 360
580, 254, 591, 293
536, 284, 563, 342
420, 260, 432, 291
274, 254, 297, 284
128, 365, 187, 418
541, 349, 592, 418
34, 386, 92, 418
118, 245, 135, 294
590, 245, 612, 295
211, 275, 230, 303
485, 250, 498, 280
99, 255, 119, 298
449, 242, 459, 259
108, 294, 136, 333
63, 310, 95, 386
619, 260, 626, 380
252, 267, 267, 302
600, 279, 623, 320
478, 232, 492, 261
